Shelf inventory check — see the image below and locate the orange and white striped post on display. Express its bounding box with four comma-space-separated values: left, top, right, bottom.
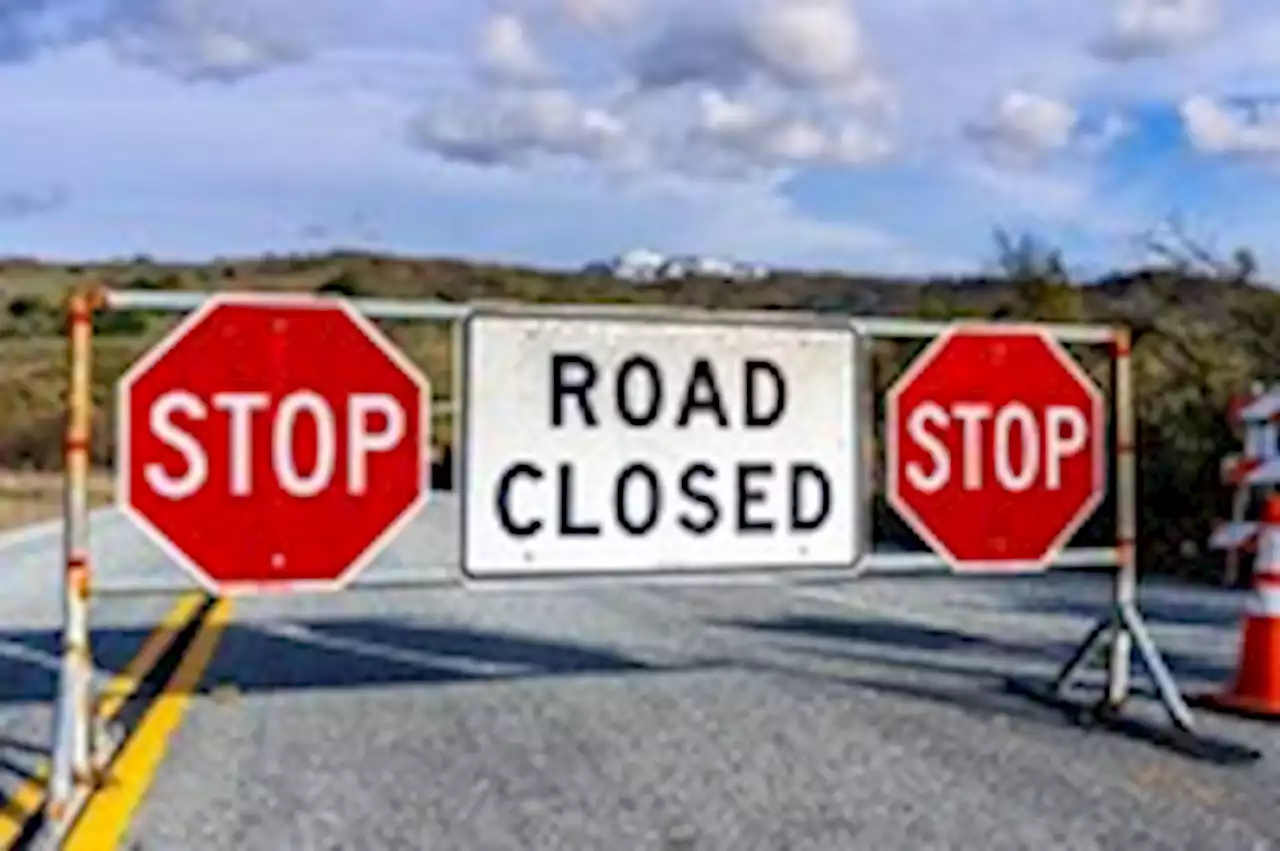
47, 287, 101, 820
1199, 493, 1280, 718
1108, 326, 1138, 707
1211, 384, 1280, 585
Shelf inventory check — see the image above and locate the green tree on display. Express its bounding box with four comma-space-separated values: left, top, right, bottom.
990, 228, 1085, 321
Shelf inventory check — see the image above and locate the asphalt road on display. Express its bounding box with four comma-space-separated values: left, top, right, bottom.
5, 498, 1280, 850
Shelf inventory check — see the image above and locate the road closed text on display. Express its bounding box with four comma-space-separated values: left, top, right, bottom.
495, 354, 832, 539
462, 314, 859, 576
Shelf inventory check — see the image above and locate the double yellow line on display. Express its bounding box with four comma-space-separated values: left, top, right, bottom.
0, 592, 234, 850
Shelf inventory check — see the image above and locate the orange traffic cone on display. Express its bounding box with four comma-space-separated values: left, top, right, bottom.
1197, 494, 1280, 718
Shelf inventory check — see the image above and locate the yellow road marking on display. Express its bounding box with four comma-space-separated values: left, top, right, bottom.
96, 594, 207, 721
0, 767, 46, 845
63, 598, 232, 851
0, 592, 209, 850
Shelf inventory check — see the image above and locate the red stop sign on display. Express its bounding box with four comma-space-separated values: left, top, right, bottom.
118, 294, 431, 594
885, 324, 1106, 572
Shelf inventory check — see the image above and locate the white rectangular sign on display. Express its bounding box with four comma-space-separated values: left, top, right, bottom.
460, 309, 862, 578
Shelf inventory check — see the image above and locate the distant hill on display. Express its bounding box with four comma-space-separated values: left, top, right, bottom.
0, 245, 1269, 324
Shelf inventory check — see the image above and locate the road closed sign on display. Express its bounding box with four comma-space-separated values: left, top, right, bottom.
461, 309, 860, 578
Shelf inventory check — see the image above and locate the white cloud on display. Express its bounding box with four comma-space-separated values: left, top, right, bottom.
1093, 0, 1221, 60
742, 0, 881, 99
965, 90, 1079, 168
406, 87, 640, 167
632, 0, 888, 107
114, 0, 324, 81
413, 0, 896, 177
692, 89, 891, 169
1181, 95, 1280, 156
0, 0, 328, 80
476, 11, 553, 86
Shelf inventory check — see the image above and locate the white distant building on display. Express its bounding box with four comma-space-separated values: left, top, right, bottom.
586, 249, 769, 284
615, 249, 668, 282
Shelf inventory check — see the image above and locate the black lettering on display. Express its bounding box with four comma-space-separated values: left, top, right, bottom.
615, 462, 661, 535
616, 356, 663, 427
736, 463, 775, 533
551, 354, 598, 427
744, 359, 786, 427
495, 463, 543, 537
677, 463, 719, 534
556, 463, 600, 536
675, 358, 729, 427
790, 463, 831, 531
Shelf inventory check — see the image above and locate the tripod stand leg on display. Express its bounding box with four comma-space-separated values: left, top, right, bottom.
1005, 616, 1113, 724
1119, 602, 1195, 730
1051, 617, 1114, 693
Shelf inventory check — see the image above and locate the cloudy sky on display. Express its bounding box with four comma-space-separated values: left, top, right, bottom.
0, 0, 1276, 276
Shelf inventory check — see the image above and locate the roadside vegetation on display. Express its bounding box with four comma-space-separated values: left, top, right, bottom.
1, 226, 1275, 583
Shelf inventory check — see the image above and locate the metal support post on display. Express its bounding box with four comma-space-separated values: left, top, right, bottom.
47, 288, 101, 823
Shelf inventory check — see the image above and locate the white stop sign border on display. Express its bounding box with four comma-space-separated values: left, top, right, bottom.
116, 291, 434, 595
885, 322, 1107, 574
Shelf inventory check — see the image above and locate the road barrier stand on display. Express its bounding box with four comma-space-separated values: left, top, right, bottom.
998, 329, 1255, 763
1195, 494, 1280, 718
41, 290, 1264, 834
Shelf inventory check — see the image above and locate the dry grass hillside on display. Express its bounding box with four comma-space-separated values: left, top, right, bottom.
1, 233, 1276, 582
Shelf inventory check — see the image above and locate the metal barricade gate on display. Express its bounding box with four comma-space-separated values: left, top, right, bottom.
40, 287, 1257, 835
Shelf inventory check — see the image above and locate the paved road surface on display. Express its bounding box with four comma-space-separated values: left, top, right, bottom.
4, 498, 1280, 849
